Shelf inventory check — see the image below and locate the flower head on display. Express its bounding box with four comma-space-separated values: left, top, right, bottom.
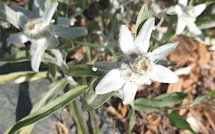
174, 0, 206, 40
95, 18, 178, 104
7, 2, 59, 72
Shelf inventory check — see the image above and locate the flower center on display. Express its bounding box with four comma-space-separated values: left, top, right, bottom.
133, 56, 151, 75
119, 56, 152, 86
181, 7, 196, 24
24, 19, 54, 39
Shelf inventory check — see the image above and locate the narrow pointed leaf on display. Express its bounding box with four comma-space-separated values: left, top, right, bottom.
54, 26, 87, 38
134, 93, 187, 111
153, 92, 187, 107
75, 41, 116, 49
128, 109, 136, 133
134, 98, 162, 111
135, 4, 149, 36
19, 79, 68, 134
157, 60, 177, 67
0, 51, 30, 63
167, 111, 196, 134
82, 78, 116, 111
0, 71, 47, 84
93, 61, 118, 71
68, 64, 103, 77
5, 85, 87, 134
191, 95, 207, 106
199, 21, 215, 29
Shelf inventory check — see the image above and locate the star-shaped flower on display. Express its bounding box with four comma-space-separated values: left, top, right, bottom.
95, 18, 178, 104
174, 0, 206, 40
7, 2, 59, 72
6, 0, 86, 72
10, 0, 74, 26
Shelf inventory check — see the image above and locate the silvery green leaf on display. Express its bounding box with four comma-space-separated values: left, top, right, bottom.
157, 60, 177, 67
153, 92, 187, 107
135, 4, 149, 36
191, 95, 207, 106
82, 78, 116, 111
74, 41, 115, 49
0, 50, 30, 63
54, 25, 87, 38
19, 79, 68, 134
68, 64, 103, 77
199, 21, 215, 29
167, 111, 196, 134
0, 71, 48, 84
82, 77, 116, 111
134, 92, 187, 111
58, 17, 74, 26
94, 61, 118, 71
5, 85, 87, 134
167, 6, 176, 15
10, 5, 32, 17
48, 63, 57, 78
42, 51, 61, 66
68, 101, 89, 134
0, 3, 19, 28
128, 109, 136, 133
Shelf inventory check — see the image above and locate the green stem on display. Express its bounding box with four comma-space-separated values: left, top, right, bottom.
90, 110, 100, 134
68, 101, 89, 134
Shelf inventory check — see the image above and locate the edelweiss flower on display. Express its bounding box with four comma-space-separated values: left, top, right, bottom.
7, 2, 59, 72
6, 0, 86, 72
175, 0, 206, 40
95, 18, 178, 104
10, 0, 74, 26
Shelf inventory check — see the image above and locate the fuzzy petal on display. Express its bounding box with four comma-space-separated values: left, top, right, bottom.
148, 42, 178, 63
38, 0, 45, 11
50, 49, 63, 66
176, 18, 186, 35
175, 5, 183, 16
7, 32, 29, 44
95, 69, 125, 94
193, 4, 206, 17
119, 25, 135, 56
47, 35, 59, 47
43, 2, 58, 24
178, 0, 188, 7
33, 0, 43, 18
150, 64, 178, 83
187, 23, 205, 40
10, 5, 32, 17
134, 18, 155, 54
16, 12, 28, 29
30, 39, 47, 72
122, 83, 138, 104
